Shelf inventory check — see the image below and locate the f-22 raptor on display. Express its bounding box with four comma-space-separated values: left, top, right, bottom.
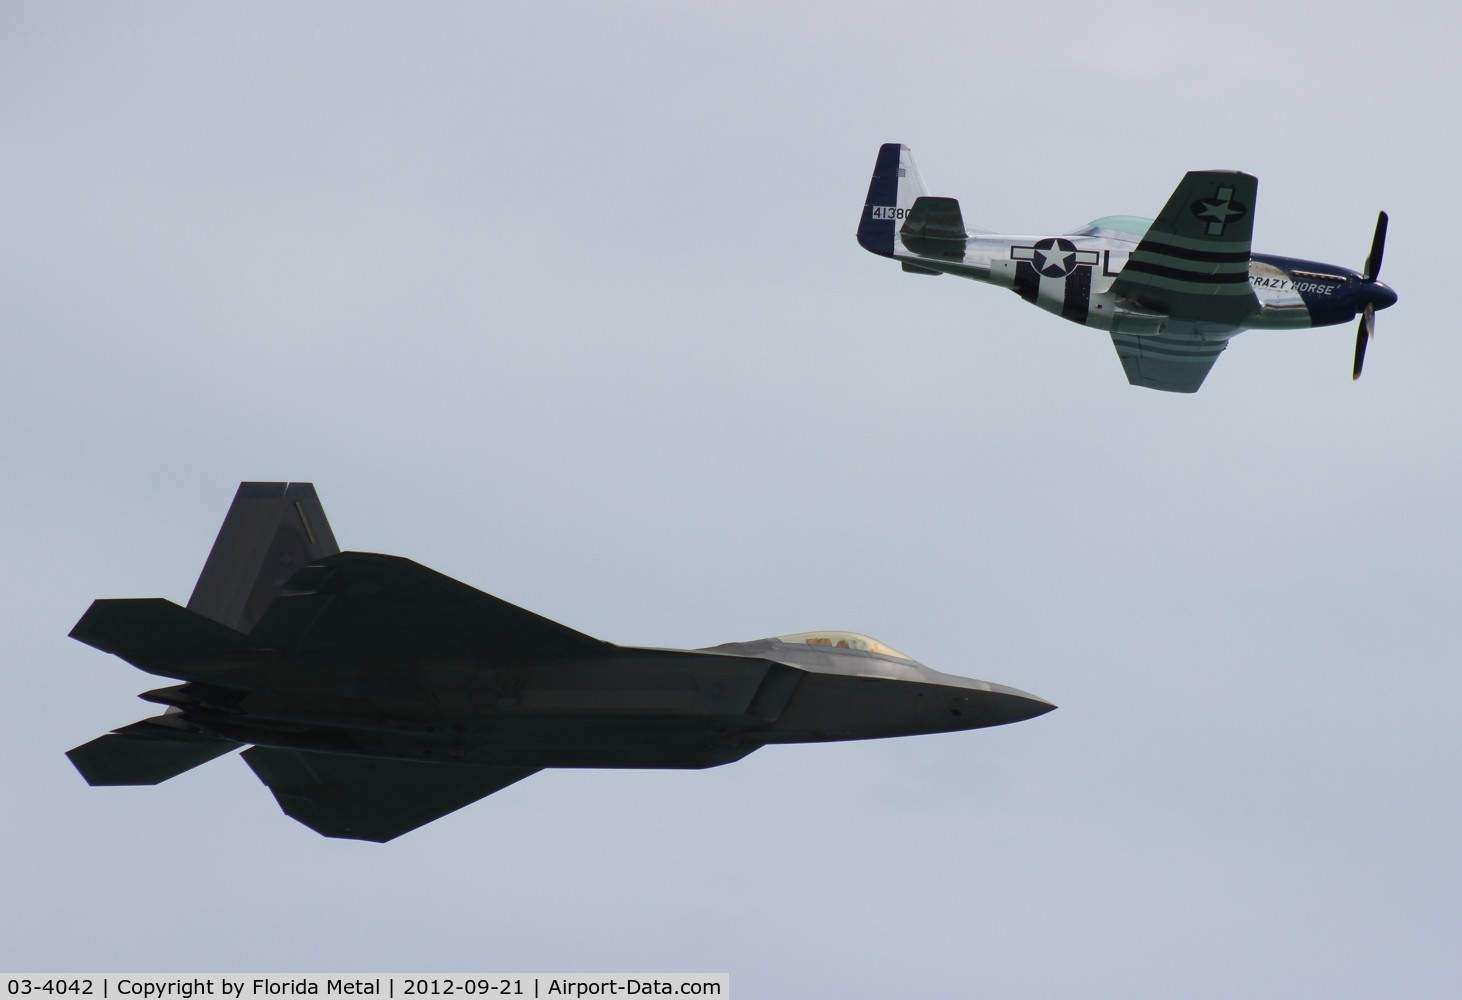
68, 483, 1054, 842
858, 143, 1398, 392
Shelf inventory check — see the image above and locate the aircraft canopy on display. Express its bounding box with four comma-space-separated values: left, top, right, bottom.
774, 631, 913, 661
1070, 215, 1153, 239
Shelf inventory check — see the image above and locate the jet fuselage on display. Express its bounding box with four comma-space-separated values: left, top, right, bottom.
120, 633, 1052, 771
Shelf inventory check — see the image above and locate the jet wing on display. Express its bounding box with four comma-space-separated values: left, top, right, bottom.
242, 747, 537, 842
249, 551, 612, 661
1109, 323, 1228, 394
1112, 171, 1259, 325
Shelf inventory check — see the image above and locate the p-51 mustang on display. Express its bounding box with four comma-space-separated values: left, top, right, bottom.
857, 143, 1397, 393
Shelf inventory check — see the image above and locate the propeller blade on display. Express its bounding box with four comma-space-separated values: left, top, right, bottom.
1365, 211, 1388, 281
1352, 303, 1374, 380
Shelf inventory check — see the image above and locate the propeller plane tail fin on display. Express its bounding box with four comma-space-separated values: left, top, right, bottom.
857, 142, 930, 256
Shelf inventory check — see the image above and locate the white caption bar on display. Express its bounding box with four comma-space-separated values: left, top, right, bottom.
3, 976, 729, 1000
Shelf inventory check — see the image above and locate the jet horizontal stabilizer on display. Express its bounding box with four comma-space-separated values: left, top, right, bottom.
67, 716, 240, 786
70, 598, 254, 664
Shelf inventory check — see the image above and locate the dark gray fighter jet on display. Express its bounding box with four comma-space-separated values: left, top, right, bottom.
68, 483, 1055, 842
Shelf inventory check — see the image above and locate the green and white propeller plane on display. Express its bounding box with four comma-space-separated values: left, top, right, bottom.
857, 143, 1396, 393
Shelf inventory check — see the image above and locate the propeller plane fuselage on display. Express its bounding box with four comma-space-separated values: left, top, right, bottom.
858, 144, 1397, 392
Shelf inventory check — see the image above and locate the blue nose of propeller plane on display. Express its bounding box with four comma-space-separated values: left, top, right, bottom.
1364, 280, 1398, 311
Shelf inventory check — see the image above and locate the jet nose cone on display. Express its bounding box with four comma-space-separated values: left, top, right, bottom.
921, 679, 1056, 731
1365, 280, 1398, 311
995, 690, 1057, 725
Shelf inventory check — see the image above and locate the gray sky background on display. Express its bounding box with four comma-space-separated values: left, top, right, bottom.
4, 2, 1459, 996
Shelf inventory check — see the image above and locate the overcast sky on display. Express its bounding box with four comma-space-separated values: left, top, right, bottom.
4, 2, 1459, 996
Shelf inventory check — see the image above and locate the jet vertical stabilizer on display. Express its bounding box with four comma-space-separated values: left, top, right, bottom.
188, 482, 339, 633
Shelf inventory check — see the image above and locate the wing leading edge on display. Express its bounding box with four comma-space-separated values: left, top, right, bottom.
249, 551, 613, 661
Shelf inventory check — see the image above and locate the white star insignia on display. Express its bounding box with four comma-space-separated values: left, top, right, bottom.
1037, 242, 1073, 273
